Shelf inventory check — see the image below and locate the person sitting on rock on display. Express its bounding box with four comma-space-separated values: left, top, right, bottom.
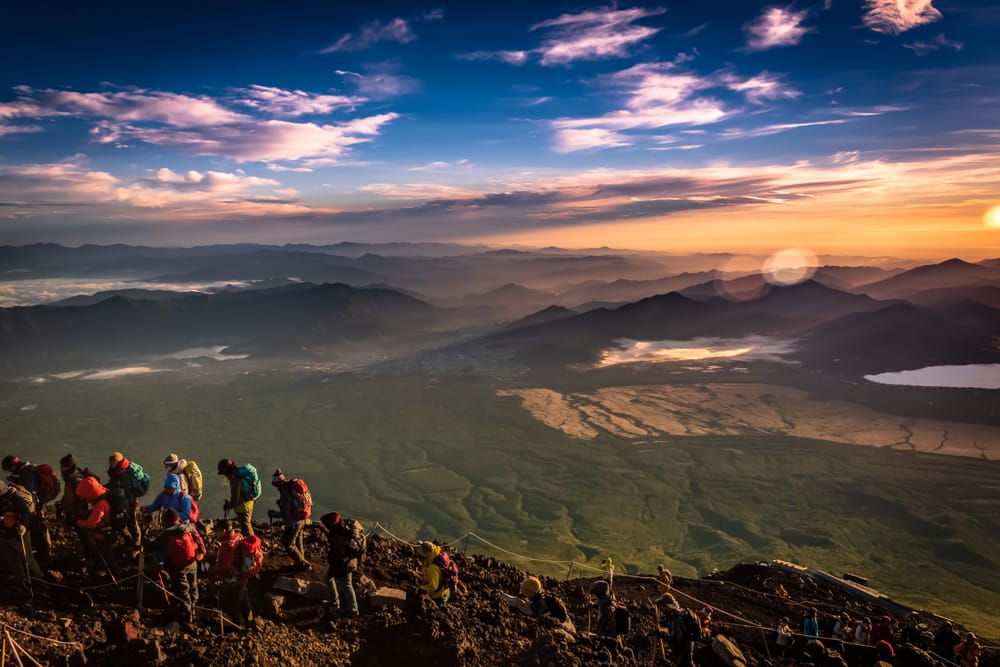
146, 508, 204, 623
833, 612, 852, 642
320, 512, 360, 617
501, 575, 575, 632
954, 634, 981, 667
854, 617, 872, 645
0, 480, 45, 594
142, 474, 196, 523
898, 614, 922, 647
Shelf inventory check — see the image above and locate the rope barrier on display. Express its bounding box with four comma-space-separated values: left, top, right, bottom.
0, 622, 83, 649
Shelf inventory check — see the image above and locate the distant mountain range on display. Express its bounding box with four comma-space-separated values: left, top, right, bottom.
1, 244, 998, 378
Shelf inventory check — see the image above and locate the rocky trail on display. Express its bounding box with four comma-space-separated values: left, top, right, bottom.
0, 520, 995, 666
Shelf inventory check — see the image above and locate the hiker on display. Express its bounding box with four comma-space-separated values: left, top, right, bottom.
501, 576, 575, 632
416, 540, 456, 606
775, 616, 793, 656
146, 508, 205, 622
271, 469, 311, 570
934, 621, 961, 659
107, 452, 151, 547
210, 519, 253, 629
75, 476, 122, 580
833, 612, 852, 642
898, 614, 922, 646
57, 454, 88, 524
804, 607, 820, 640
875, 639, 895, 666
2, 455, 54, 564
697, 606, 713, 638
655, 564, 672, 600
163, 453, 203, 501
954, 634, 981, 667
590, 579, 618, 637
601, 556, 615, 587
854, 617, 872, 645
320, 512, 364, 617
0, 480, 44, 593
217, 459, 260, 537
142, 474, 197, 523
659, 603, 701, 667
871, 615, 894, 647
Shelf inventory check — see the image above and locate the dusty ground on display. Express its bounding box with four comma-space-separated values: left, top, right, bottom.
0, 519, 996, 666
498, 383, 1000, 459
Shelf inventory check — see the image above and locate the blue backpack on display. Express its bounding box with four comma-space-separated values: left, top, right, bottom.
127, 462, 151, 498
237, 464, 261, 501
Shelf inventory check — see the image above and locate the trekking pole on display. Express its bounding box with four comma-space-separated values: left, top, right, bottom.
157, 571, 171, 605
135, 548, 145, 612
94, 540, 118, 585
18, 531, 34, 600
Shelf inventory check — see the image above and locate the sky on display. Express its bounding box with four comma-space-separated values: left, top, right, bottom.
1, 0, 999, 258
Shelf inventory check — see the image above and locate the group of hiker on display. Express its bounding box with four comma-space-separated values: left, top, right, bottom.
0, 451, 379, 630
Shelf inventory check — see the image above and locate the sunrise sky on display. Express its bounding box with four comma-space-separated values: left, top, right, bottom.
1, 0, 998, 257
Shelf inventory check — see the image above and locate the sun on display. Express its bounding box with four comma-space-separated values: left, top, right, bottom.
985, 205, 1000, 229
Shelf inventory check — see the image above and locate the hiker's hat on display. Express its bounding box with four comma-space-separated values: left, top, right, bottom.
271, 469, 286, 486
2, 455, 18, 471
163, 453, 179, 466
217, 459, 236, 475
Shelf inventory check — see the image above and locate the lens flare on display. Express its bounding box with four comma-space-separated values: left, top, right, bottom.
985, 205, 1000, 229
762, 248, 818, 286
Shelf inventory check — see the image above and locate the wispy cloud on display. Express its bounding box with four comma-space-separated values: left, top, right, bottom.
724, 72, 801, 104
408, 159, 471, 171
862, 0, 941, 34
531, 7, 666, 66
743, 7, 812, 51
0, 123, 42, 138
319, 18, 416, 54
719, 119, 848, 139
550, 63, 726, 152
335, 68, 420, 99
1, 85, 399, 165
903, 33, 963, 55
232, 85, 364, 116
458, 7, 665, 67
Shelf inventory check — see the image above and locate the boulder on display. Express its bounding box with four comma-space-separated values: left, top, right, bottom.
272, 575, 328, 600
712, 634, 747, 667
370, 587, 407, 609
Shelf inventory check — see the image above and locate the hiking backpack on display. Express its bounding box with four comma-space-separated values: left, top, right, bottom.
238, 534, 264, 580
614, 606, 632, 636
126, 462, 151, 498
342, 518, 366, 563
237, 464, 261, 501
288, 478, 312, 521
102, 487, 130, 532
8, 482, 36, 515
433, 549, 460, 590
35, 463, 61, 505
180, 491, 200, 523
681, 609, 702, 640
543, 595, 569, 623
166, 527, 198, 570
183, 460, 203, 501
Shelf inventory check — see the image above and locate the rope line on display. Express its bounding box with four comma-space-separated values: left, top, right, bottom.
0, 622, 83, 649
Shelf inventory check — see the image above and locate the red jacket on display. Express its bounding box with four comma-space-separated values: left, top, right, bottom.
75, 476, 112, 538
213, 532, 243, 581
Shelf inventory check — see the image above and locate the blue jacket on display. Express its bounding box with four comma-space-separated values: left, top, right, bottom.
145, 474, 193, 522
803, 617, 819, 639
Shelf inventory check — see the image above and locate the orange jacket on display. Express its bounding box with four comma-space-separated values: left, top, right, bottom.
75, 476, 111, 537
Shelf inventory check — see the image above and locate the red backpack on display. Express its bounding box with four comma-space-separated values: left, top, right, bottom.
238, 534, 264, 580
181, 491, 200, 523
35, 463, 62, 505
166, 528, 198, 570
288, 479, 312, 521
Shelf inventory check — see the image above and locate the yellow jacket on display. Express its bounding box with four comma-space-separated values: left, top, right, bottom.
420, 542, 449, 599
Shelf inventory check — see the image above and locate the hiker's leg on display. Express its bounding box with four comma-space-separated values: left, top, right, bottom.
327, 575, 341, 609
239, 580, 252, 623
97, 538, 121, 578
221, 581, 242, 626
30, 514, 50, 564
337, 573, 358, 615
0, 537, 26, 586
176, 564, 196, 617
19, 531, 43, 579
236, 512, 252, 538
287, 521, 306, 565
78, 528, 99, 566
